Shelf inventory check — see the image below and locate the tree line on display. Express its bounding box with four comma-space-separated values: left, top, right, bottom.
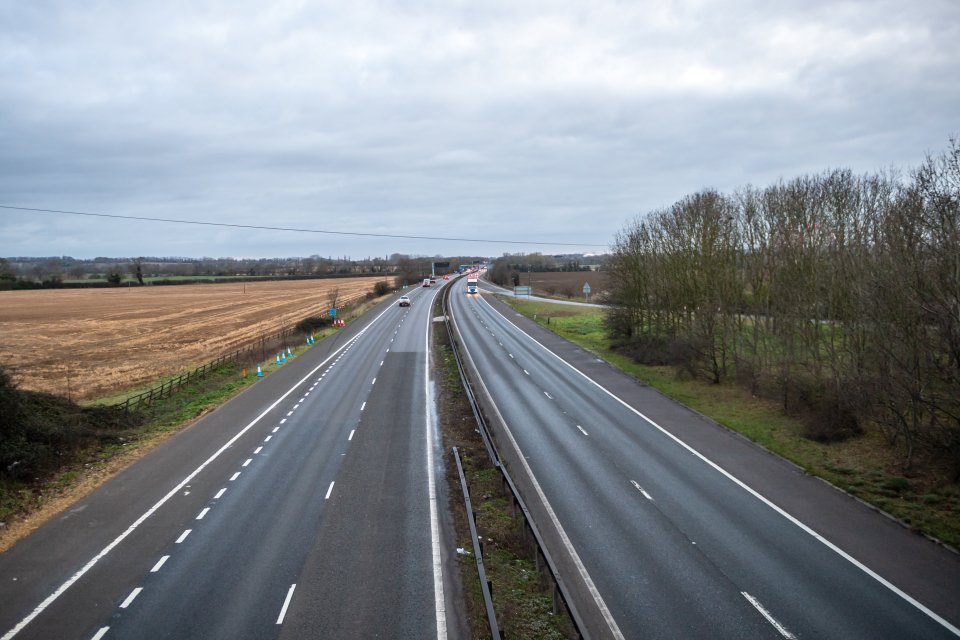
605, 138, 959, 474
0, 253, 487, 290
487, 253, 602, 287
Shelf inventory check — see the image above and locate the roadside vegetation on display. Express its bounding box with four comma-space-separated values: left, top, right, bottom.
604, 139, 960, 474
434, 300, 576, 638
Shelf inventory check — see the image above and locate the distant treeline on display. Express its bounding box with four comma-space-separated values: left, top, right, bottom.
605, 137, 960, 474
0, 253, 491, 290
487, 254, 602, 286
0, 272, 393, 291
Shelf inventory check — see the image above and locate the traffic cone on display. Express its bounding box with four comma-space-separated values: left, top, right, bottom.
287, 347, 293, 357
256, 364, 263, 377
281, 351, 287, 363
276, 353, 281, 365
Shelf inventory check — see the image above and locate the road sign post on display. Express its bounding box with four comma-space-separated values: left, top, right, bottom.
583, 282, 591, 301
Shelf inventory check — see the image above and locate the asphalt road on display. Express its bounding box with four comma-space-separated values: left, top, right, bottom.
447, 286, 960, 640
0, 282, 457, 640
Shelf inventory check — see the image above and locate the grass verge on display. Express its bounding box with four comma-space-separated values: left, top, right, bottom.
498, 296, 960, 550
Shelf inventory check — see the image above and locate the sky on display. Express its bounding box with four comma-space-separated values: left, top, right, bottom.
1, 0, 957, 260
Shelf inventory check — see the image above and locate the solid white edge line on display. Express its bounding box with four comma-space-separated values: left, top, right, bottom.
425, 292, 447, 640
1, 302, 400, 640
175, 529, 191, 544
478, 295, 960, 638
742, 592, 797, 639
276, 584, 296, 624
119, 587, 142, 609
150, 556, 170, 573
90, 627, 109, 640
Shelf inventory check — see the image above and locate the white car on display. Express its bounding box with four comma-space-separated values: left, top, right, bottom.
398, 295, 411, 307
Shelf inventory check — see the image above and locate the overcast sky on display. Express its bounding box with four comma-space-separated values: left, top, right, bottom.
1, 0, 957, 259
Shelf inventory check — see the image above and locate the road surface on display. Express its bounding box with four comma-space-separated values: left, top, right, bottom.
447, 286, 960, 639
0, 283, 458, 640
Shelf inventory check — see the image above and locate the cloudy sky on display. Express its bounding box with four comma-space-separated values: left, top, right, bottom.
1, 0, 957, 259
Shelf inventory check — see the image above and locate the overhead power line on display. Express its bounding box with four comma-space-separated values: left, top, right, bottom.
0, 204, 608, 248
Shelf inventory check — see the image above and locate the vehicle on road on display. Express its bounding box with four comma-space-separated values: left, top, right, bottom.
466, 277, 478, 294
422, 279, 431, 287
443, 275, 449, 280
398, 295, 411, 307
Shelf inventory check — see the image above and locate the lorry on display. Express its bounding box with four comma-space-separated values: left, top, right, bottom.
466, 277, 478, 294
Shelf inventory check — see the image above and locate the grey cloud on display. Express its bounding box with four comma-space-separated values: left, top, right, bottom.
1, 0, 958, 258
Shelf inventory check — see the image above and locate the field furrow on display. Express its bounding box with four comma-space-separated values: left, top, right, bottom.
0, 278, 390, 400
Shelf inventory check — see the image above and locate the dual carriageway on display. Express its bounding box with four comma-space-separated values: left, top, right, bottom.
0, 274, 957, 639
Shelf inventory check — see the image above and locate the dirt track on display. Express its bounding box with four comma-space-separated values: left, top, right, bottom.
0, 278, 390, 400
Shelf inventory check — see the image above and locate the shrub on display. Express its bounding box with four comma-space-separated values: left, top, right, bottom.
296, 316, 331, 333
613, 335, 674, 366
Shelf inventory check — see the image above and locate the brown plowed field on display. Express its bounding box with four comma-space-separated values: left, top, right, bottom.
514, 271, 608, 300
0, 278, 390, 400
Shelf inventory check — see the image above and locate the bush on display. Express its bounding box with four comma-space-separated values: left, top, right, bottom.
613, 335, 674, 366
296, 316, 331, 333
373, 280, 392, 296
0, 368, 140, 481
797, 381, 865, 443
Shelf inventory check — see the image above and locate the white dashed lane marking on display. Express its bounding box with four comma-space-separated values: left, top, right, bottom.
630, 480, 653, 501
119, 588, 142, 609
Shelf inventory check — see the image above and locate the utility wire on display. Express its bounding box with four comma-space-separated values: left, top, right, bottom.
0, 204, 608, 248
